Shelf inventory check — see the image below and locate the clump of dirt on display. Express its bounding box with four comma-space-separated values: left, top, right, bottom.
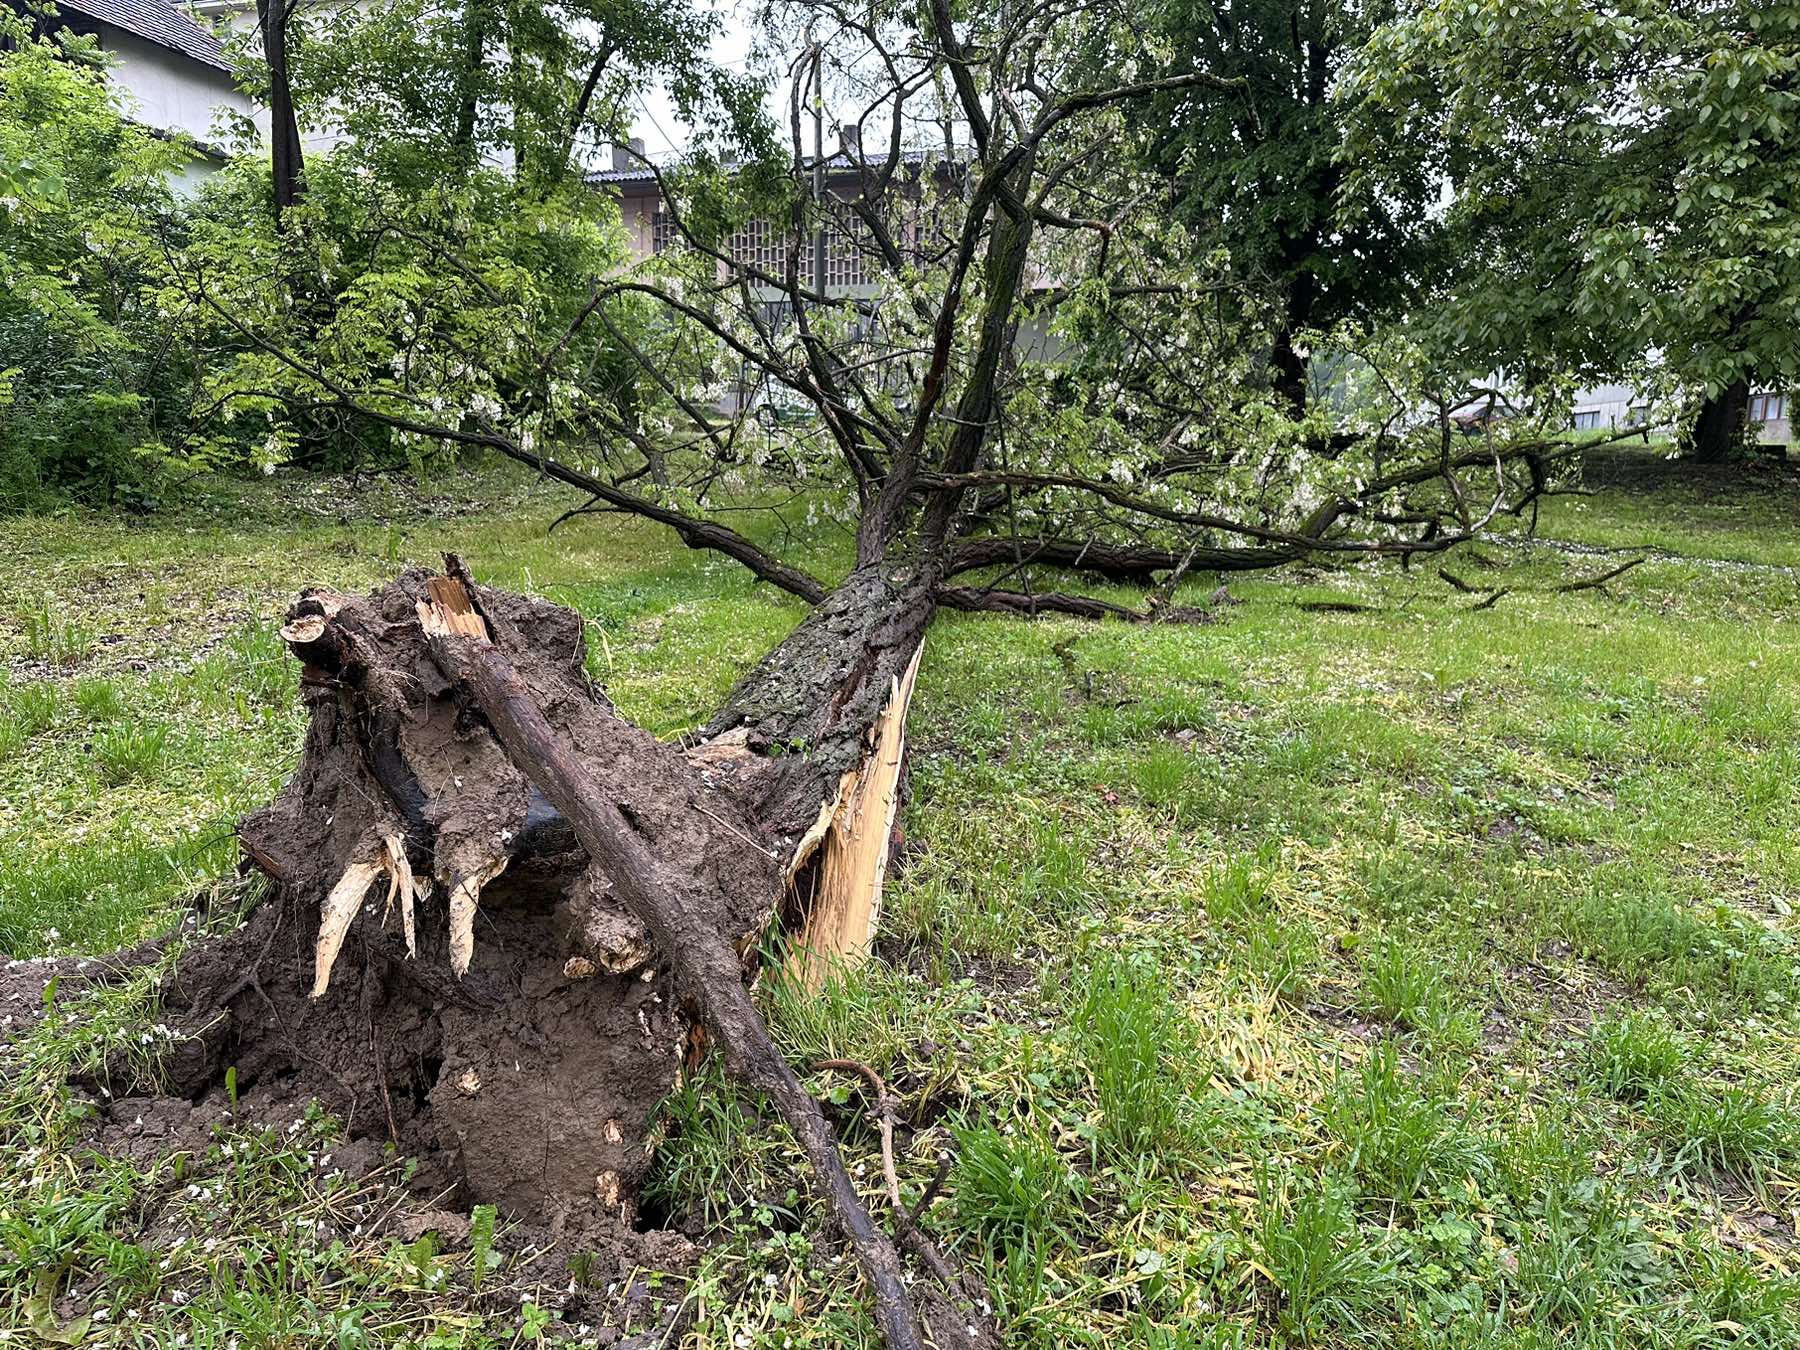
74, 568, 774, 1251
102, 880, 686, 1238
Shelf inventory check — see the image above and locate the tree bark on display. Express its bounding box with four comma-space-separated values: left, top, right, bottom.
703, 561, 939, 838
1269, 322, 1309, 418
1684, 376, 1751, 463
256, 0, 305, 222
414, 570, 933, 1350
452, 1, 487, 158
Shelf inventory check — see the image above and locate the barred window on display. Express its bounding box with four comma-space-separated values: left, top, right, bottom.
651, 208, 674, 253
729, 219, 794, 273
824, 213, 874, 288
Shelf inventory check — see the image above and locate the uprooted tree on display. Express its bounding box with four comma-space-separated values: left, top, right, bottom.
136, 1, 1625, 1345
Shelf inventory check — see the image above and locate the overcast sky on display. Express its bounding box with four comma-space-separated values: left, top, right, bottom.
628, 6, 757, 158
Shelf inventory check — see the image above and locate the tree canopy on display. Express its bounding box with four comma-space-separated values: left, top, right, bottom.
1344, 0, 1800, 456
1, 0, 1790, 513
1125, 0, 1434, 413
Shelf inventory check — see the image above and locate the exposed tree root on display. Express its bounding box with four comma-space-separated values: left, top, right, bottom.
83, 562, 992, 1350
413, 563, 942, 1350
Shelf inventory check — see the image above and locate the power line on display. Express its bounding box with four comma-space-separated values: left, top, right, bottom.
633, 92, 680, 156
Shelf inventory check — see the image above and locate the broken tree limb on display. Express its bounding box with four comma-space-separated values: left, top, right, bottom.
1439, 554, 1646, 608
1553, 556, 1646, 593
415, 569, 933, 1350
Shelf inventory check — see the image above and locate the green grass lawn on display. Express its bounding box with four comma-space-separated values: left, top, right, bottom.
2, 446, 1799, 1347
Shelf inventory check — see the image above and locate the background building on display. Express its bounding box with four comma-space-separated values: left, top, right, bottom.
20, 0, 252, 185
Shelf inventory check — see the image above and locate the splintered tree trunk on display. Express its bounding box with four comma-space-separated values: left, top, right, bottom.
123, 561, 963, 1346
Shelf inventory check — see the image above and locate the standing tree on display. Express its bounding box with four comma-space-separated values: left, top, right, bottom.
251, 0, 306, 220
142, 2, 1601, 1346
1343, 0, 1800, 459
1122, 0, 1431, 416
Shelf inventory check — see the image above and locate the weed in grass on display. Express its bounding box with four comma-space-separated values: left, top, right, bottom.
1564, 882, 1793, 1005
1637, 709, 1705, 766
1131, 743, 1196, 812
73, 677, 123, 722
1359, 938, 1437, 1029
91, 722, 170, 785
1075, 952, 1209, 1165
1261, 721, 1340, 783
640, 1065, 771, 1229
1649, 1081, 1796, 1183
1079, 700, 1130, 746
1354, 851, 1452, 925
1201, 853, 1274, 927
1129, 1316, 1247, 1350
1310, 704, 1428, 776
17, 594, 94, 666
0, 1171, 133, 1338
954, 1121, 1080, 1249
193, 624, 299, 713
7, 679, 59, 736
469, 1203, 498, 1293
0, 714, 20, 759
763, 958, 936, 1070
1677, 1237, 1798, 1348
1243, 912, 1319, 1003
1585, 1011, 1686, 1100
1514, 1184, 1665, 1338
1251, 1170, 1393, 1343
1323, 1043, 1491, 1205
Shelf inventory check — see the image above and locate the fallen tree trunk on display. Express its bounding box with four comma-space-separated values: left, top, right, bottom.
103, 560, 976, 1347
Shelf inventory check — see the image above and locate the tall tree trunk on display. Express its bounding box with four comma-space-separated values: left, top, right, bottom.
1685, 376, 1751, 463
452, 0, 489, 163
256, 0, 305, 222
1269, 260, 1319, 418
1270, 324, 1309, 418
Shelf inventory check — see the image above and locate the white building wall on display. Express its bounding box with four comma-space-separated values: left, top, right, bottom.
1569, 382, 1651, 431
95, 28, 250, 146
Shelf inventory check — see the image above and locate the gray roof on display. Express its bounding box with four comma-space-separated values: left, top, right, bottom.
588, 146, 949, 187
58, 0, 232, 73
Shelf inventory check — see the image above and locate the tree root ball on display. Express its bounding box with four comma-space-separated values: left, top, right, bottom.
100, 570, 776, 1238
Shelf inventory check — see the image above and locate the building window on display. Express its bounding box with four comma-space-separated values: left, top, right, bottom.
651, 208, 674, 254
1624, 404, 1651, 427
728, 218, 796, 274
1572, 410, 1602, 430
1750, 392, 1787, 423
825, 214, 873, 288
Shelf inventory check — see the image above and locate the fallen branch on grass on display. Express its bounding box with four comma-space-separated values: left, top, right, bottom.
1439, 555, 1647, 609
1551, 556, 1646, 593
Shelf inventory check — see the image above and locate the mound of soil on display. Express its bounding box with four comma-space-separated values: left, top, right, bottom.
68, 569, 773, 1249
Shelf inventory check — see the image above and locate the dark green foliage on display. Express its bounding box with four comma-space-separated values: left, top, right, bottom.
1125, 0, 1429, 409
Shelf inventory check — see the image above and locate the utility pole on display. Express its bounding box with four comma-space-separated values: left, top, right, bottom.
811, 42, 827, 297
